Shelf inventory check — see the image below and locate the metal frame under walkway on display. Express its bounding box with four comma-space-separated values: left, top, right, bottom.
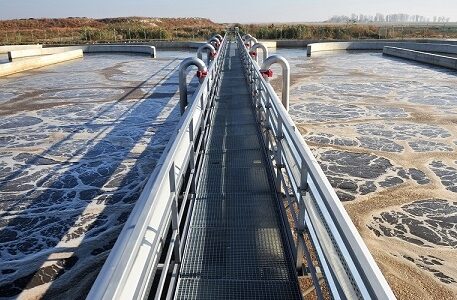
174, 41, 302, 299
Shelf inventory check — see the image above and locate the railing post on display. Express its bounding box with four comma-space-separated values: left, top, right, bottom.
295, 160, 309, 271
264, 94, 271, 152
188, 119, 196, 194
275, 118, 284, 191
168, 162, 181, 264
256, 84, 264, 122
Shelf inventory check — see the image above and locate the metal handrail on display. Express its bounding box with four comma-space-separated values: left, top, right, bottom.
87, 33, 228, 300
236, 33, 396, 300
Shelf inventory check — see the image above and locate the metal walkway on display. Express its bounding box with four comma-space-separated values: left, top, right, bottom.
174, 41, 301, 299
88, 31, 396, 300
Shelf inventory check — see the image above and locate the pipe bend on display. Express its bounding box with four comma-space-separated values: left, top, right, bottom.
208, 37, 220, 44
251, 43, 268, 61
179, 57, 207, 115
242, 34, 253, 41
260, 55, 290, 111
180, 57, 207, 73
208, 38, 221, 50
212, 34, 223, 42
197, 43, 217, 65
197, 43, 217, 58
244, 36, 258, 49
261, 54, 290, 72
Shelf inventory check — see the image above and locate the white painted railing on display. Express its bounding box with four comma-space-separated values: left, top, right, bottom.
87, 33, 228, 300
238, 32, 396, 300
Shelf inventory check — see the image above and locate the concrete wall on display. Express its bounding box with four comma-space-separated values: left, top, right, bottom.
276, 39, 457, 49
383, 46, 457, 70
0, 49, 83, 77
0, 44, 42, 54
306, 41, 457, 56
81, 45, 156, 57
9, 45, 157, 61
148, 41, 205, 49
259, 41, 277, 49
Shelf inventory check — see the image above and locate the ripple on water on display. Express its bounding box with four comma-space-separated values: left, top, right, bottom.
0, 116, 43, 130
314, 150, 429, 201
369, 199, 457, 248
429, 161, 457, 193
0, 51, 187, 297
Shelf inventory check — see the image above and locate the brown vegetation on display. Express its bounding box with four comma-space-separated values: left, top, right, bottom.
1, 17, 457, 45
237, 23, 457, 40
0, 17, 225, 44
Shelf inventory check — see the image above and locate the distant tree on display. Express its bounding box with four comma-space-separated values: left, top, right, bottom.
326, 12, 451, 23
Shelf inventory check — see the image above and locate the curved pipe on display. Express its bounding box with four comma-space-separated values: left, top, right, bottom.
244, 36, 258, 49
242, 34, 252, 41
250, 42, 269, 63
260, 55, 290, 111
197, 43, 217, 65
179, 57, 207, 115
212, 34, 223, 43
208, 37, 220, 50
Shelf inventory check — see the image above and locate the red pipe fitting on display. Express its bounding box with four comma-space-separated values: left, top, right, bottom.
196, 70, 208, 78
249, 51, 257, 57
260, 69, 273, 78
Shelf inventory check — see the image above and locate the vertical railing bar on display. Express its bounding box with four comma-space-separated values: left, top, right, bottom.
154, 230, 179, 300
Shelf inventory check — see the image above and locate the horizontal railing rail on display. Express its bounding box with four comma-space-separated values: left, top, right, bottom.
87, 33, 228, 300
237, 33, 395, 300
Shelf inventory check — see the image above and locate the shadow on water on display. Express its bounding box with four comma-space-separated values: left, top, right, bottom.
0, 61, 199, 298
382, 54, 457, 76
0, 58, 179, 201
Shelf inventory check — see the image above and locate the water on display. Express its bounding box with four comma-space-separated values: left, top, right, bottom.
275, 48, 457, 296
0, 51, 195, 298
0, 55, 9, 64
1, 47, 456, 298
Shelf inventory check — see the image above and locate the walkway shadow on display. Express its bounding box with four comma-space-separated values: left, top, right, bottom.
382, 54, 457, 75
0, 63, 199, 298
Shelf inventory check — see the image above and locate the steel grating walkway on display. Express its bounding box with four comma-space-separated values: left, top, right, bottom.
175, 41, 302, 299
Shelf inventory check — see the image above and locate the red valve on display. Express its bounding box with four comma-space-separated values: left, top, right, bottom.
196, 70, 208, 78
260, 69, 273, 78
210, 51, 218, 58
249, 51, 257, 57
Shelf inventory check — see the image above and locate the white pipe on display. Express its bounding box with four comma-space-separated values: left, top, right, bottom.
260, 55, 290, 111
242, 34, 252, 41
197, 43, 217, 66
208, 37, 220, 50
245, 36, 258, 48
179, 57, 207, 115
250, 42, 269, 63
212, 34, 223, 43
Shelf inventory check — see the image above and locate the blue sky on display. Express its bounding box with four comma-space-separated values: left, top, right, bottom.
1, 0, 456, 22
